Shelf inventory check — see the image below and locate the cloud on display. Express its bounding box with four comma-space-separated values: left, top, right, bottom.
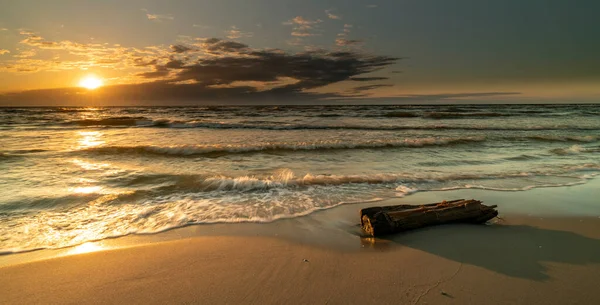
155, 47, 398, 89
142, 9, 174, 22
284, 16, 323, 26
12, 49, 36, 58
146, 14, 174, 21
366, 4, 378, 8
0, 28, 8, 31
2, 31, 169, 73
193, 24, 212, 29
284, 16, 323, 38
1, 38, 400, 104
325, 9, 341, 20
336, 38, 363, 46
170, 44, 195, 53
136, 66, 170, 79
286, 38, 304, 46
292, 32, 318, 37
335, 24, 361, 46
203, 39, 249, 53
226, 26, 253, 39
0, 49, 9, 55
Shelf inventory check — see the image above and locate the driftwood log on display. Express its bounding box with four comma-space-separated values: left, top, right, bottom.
360, 199, 498, 237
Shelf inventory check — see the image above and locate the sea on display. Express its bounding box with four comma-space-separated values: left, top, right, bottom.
1, 104, 599, 253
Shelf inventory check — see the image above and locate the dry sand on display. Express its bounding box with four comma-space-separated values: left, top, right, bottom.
2, 180, 600, 304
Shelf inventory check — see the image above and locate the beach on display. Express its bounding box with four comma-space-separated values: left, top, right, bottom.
2, 1, 599, 303
2, 178, 599, 305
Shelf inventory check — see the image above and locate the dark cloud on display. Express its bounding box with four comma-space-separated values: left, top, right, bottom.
205, 40, 249, 53
133, 58, 158, 67
165, 59, 185, 69
143, 42, 399, 93
204, 38, 221, 44
170, 44, 195, 53
335, 38, 362, 46
0, 37, 401, 105
136, 66, 169, 78
350, 84, 393, 93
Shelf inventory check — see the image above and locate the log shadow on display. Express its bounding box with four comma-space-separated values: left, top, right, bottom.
361, 223, 600, 281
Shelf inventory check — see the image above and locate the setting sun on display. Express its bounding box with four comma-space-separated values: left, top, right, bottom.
79, 75, 104, 90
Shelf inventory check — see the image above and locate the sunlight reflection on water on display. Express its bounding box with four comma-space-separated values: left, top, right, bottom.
71, 186, 103, 194
77, 131, 104, 149
67, 242, 105, 255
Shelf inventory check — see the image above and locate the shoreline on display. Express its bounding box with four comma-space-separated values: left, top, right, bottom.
1, 178, 600, 304
1, 177, 599, 267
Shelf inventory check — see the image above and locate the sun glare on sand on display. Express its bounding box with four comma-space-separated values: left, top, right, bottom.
79, 75, 104, 90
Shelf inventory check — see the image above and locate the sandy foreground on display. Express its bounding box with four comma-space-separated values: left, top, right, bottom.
2, 181, 600, 304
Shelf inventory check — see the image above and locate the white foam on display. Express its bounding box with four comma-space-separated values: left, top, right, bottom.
395, 185, 419, 197
550, 145, 592, 155
81, 136, 487, 156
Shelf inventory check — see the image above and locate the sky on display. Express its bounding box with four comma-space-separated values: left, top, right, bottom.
0, 0, 599, 105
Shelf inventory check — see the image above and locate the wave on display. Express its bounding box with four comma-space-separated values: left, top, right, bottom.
66, 117, 151, 126
423, 112, 511, 119
130, 122, 600, 132
433, 179, 590, 192
57, 108, 100, 113
78, 137, 486, 157
383, 111, 420, 118
0, 149, 48, 160
30, 114, 599, 131
0, 152, 20, 160
2, 168, 598, 253
315, 113, 344, 117
504, 154, 540, 161
4, 170, 594, 214
562, 163, 600, 171
550, 145, 600, 155
395, 185, 419, 197
76, 168, 600, 195
526, 135, 599, 143
187, 172, 410, 192
7, 149, 49, 154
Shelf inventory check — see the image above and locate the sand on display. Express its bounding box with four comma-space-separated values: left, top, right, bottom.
2, 180, 600, 304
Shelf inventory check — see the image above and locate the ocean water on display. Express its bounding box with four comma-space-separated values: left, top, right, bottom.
1, 104, 599, 253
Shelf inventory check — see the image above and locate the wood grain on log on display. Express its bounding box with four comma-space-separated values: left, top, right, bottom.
360, 199, 498, 237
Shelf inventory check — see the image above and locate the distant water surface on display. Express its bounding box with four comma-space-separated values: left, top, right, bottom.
1, 104, 599, 252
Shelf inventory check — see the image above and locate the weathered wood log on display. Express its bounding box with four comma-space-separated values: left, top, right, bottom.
360, 199, 498, 237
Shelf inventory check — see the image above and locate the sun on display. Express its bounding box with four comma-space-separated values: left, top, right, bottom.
79, 75, 104, 90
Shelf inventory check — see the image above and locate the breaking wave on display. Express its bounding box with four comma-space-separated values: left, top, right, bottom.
526, 135, 599, 143
78, 137, 486, 156
550, 145, 600, 155
383, 111, 420, 118
60, 169, 600, 194
66, 117, 150, 126
1, 166, 598, 253
423, 112, 511, 119
39, 116, 600, 131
